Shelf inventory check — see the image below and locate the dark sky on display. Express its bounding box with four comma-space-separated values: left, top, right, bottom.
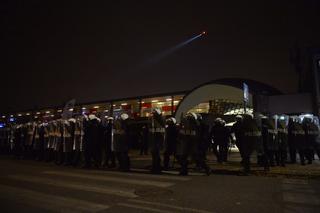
1, 0, 320, 113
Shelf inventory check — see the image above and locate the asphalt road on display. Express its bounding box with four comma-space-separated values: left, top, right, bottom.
0, 156, 319, 213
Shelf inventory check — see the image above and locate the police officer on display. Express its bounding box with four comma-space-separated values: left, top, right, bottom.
277, 117, 288, 167
149, 108, 165, 174
177, 113, 210, 176
83, 114, 101, 168
113, 113, 130, 172
163, 117, 178, 170
291, 117, 306, 165
303, 116, 319, 164
241, 114, 264, 174
196, 114, 211, 167
288, 117, 297, 163
261, 116, 278, 167
211, 118, 231, 163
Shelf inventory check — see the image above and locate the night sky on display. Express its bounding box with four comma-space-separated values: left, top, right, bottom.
1, 1, 320, 113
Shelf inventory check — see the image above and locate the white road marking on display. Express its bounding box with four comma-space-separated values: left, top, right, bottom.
132, 168, 205, 176
8, 174, 137, 198
128, 199, 213, 213
43, 171, 174, 188
0, 184, 110, 212
117, 202, 175, 213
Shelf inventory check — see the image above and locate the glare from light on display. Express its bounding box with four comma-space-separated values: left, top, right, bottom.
45, 111, 50, 114
36, 112, 41, 115
166, 98, 172, 101
26, 113, 30, 116
69, 108, 74, 112
1, 116, 5, 118
121, 103, 128, 106
57, 109, 62, 112
18, 114, 22, 117
93, 106, 100, 109
151, 100, 158, 103
82, 107, 86, 110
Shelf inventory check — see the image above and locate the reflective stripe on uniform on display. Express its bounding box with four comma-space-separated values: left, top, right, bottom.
278, 129, 288, 134
244, 131, 262, 137
292, 130, 305, 135
307, 130, 319, 135
179, 130, 196, 136
267, 129, 277, 134
149, 128, 165, 133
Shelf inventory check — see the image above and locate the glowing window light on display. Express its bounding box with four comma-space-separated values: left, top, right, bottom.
10, 115, 13, 117
141, 101, 145, 104
1, 116, 5, 118
93, 106, 100, 109
157, 102, 164, 105
17, 114, 22, 117
36, 112, 41, 115
26, 113, 30, 116
82, 107, 86, 110
166, 98, 172, 101
112, 104, 116, 107
173, 101, 179, 104
68, 108, 74, 112
121, 103, 128, 106
51, 115, 55, 117
34, 116, 38, 118
45, 111, 50, 114
151, 100, 158, 103
104, 110, 109, 112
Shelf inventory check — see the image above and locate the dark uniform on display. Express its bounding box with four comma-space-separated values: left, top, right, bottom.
303, 120, 319, 164
291, 121, 306, 165
163, 119, 177, 170
113, 117, 130, 171
241, 115, 263, 173
261, 118, 278, 167
149, 112, 165, 174
287, 118, 297, 163
211, 120, 231, 163
177, 114, 210, 176
277, 120, 288, 166
84, 117, 102, 168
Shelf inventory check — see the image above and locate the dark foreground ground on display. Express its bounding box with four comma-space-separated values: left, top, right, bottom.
0, 151, 320, 213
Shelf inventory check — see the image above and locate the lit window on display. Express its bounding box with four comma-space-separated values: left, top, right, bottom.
18, 114, 22, 117
45, 111, 50, 114
121, 103, 128, 106
93, 106, 100, 109
69, 108, 74, 112
36, 112, 41, 115
151, 100, 158, 103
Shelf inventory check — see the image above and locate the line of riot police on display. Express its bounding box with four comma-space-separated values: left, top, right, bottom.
1, 109, 319, 176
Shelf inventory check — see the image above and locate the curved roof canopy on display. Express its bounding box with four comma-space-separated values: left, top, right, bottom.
174, 83, 253, 123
